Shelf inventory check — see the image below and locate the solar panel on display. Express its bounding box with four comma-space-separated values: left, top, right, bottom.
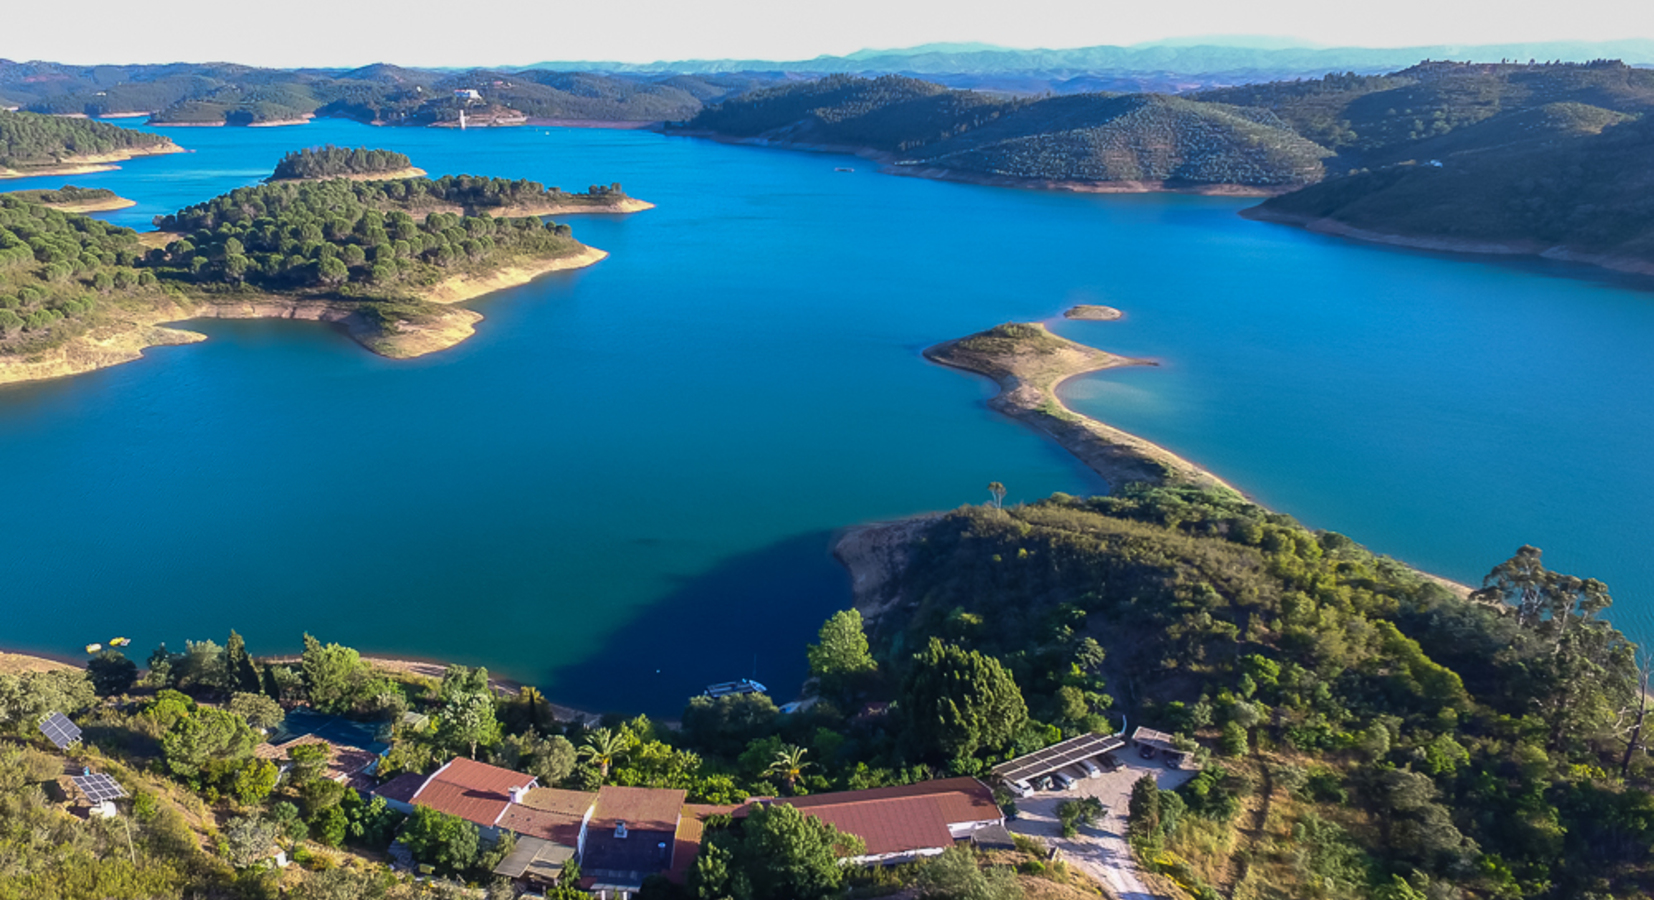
71, 773, 127, 803
38, 711, 81, 750
991, 732, 1125, 784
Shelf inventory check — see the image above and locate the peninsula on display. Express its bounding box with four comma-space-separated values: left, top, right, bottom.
0, 168, 651, 386
0, 185, 135, 212
0, 108, 181, 179
924, 321, 1233, 492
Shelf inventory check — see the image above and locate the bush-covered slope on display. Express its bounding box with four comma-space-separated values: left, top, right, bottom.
873, 486, 1654, 899
910, 94, 1332, 185
686, 75, 1327, 185
685, 73, 1016, 150
1257, 112, 1654, 263
1195, 60, 1654, 166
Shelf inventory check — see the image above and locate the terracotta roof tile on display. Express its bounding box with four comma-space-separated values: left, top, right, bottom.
792, 794, 958, 857
498, 804, 585, 846
782, 777, 1000, 824
592, 785, 686, 832
408, 757, 537, 829
374, 771, 427, 804
519, 787, 596, 817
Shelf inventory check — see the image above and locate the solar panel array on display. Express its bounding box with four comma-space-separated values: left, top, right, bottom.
71, 773, 127, 803
38, 711, 81, 750
990, 732, 1125, 784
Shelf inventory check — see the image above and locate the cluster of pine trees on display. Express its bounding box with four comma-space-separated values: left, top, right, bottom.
271, 145, 412, 180
0, 109, 172, 169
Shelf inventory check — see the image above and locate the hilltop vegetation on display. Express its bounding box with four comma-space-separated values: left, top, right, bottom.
1193, 59, 1654, 168
150, 176, 584, 293
861, 486, 1654, 899
0, 59, 781, 126
909, 93, 1330, 186
1228, 62, 1654, 264
0, 109, 174, 171
270, 145, 414, 180
1, 185, 121, 206
0, 195, 160, 353
683, 75, 1328, 187
0, 172, 623, 363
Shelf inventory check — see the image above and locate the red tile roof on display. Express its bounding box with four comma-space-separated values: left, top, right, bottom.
780, 777, 1000, 825
591, 785, 686, 833
374, 772, 427, 804
738, 778, 1002, 859
792, 795, 958, 857
498, 804, 585, 846
410, 757, 537, 828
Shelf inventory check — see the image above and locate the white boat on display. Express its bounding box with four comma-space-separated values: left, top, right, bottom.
702, 678, 767, 698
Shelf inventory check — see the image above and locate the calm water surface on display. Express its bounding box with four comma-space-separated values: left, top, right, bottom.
2, 120, 1650, 712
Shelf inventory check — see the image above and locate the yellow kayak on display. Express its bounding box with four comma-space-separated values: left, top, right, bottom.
85, 643, 102, 654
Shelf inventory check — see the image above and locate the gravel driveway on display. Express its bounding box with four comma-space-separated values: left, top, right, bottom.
1005, 757, 1196, 900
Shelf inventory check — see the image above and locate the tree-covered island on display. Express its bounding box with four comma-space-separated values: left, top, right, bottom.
269, 145, 425, 182
0, 109, 181, 178
0, 184, 135, 212
0, 166, 652, 385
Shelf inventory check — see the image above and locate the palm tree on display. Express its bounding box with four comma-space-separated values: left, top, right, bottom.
765, 745, 811, 794
578, 728, 627, 781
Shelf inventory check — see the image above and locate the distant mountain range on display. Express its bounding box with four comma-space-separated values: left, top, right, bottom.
521, 39, 1654, 94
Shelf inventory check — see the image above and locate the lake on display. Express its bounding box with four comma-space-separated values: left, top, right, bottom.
2, 119, 1650, 714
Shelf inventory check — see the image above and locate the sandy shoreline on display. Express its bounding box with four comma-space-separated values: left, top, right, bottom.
1241, 206, 1654, 280
917, 320, 1474, 598
269, 166, 427, 184
0, 142, 183, 180
924, 323, 1236, 493
0, 190, 137, 213
0, 244, 609, 387
418, 244, 609, 305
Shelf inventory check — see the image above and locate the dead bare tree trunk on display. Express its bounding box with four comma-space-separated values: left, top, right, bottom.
1620, 650, 1652, 779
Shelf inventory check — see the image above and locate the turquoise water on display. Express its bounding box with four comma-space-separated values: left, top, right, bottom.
2, 120, 1651, 713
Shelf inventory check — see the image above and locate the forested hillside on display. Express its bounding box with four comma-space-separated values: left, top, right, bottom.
1193, 59, 1654, 168
909, 94, 1330, 185
867, 487, 1654, 899
151, 175, 594, 293
1257, 110, 1654, 263
0, 59, 779, 126
4, 484, 1647, 900
683, 76, 1328, 187
0, 109, 174, 171
0, 195, 159, 353
0, 171, 618, 358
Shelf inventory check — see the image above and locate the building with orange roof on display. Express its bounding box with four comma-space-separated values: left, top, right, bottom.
372, 757, 712, 894
739, 777, 1004, 866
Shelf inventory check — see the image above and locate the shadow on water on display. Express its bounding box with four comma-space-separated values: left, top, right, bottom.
540, 529, 854, 718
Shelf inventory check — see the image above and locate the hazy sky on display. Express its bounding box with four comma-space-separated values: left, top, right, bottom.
2, 0, 1649, 67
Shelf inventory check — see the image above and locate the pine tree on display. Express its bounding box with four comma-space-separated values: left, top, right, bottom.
898, 638, 1027, 761
224, 630, 262, 694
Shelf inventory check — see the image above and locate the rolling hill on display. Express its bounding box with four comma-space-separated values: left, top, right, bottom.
683, 75, 1331, 188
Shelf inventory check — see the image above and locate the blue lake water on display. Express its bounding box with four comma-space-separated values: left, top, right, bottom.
2, 119, 1651, 713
